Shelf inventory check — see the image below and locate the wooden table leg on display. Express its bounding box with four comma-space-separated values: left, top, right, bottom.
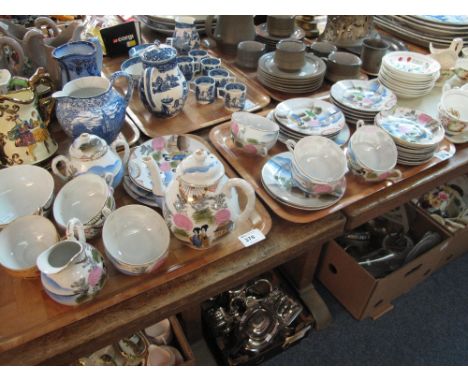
280, 247, 333, 330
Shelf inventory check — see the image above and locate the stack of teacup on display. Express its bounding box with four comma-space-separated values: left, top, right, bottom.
438, 89, 468, 144
378, 51, 441, 99
347, 120, 401, 182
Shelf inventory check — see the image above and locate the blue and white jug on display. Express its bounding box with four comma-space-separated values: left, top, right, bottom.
139, 43, 188, 118
53, 71, 133, 144
166, 16, 200, 55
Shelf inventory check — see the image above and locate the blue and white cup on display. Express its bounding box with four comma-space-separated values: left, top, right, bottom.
208, 68, 236, 98
201, 57, 222, 76
189, 49, 209, 73
190, 76, 216, 104
121, 56, 143, 85
222, 82, 247, 111
177, 56, 196, 81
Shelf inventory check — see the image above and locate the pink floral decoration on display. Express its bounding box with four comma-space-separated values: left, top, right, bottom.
215, 209, 231, 225
152, 137, 166, 151
173, 213, 193, 231
438, 191, 449, 201
313, 184, 334, 194
244, 144, 258, 154
417, 113, 432, 124
88, 266, 103, 287
159, 162, 171, 172
378, 172, 390, 180
231, 121, 239, 136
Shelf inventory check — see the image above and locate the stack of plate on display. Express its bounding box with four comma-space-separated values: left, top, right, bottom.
375, 107, 445, 166
125, 135, 206, 207
378, 51, 441, 99
138, 15, 215, 35
330, 79, 397, 125
267, 98, 350, 146
257, 52, 326, 93
375, 15, 468, 48
255, 23, 306, 50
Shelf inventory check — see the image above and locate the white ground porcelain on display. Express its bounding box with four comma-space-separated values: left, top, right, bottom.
0, 165, 54, 227
441, 89, 468, 122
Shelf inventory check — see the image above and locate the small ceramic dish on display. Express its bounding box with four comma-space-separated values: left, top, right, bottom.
0, 215, 59, 278
0, 165, 55, 229
103, 205, 170, 276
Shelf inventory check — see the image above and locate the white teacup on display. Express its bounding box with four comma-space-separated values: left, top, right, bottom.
144, 319, 173, 345
441, 89, 468, 123
348, 121, 401, 182
0, 215, 58, 278
230, 112, 279, 156
53, 173, 115, 239
146, 345, 176, 366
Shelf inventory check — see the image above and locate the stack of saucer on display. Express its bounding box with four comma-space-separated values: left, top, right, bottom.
330, 79, 397, 125
125, 135, 206, 207
257, 52, 326, 93
255, 22, 305, 50
267, 98, 350, 146
375, 107, 445, 165
378, 51, 441, 99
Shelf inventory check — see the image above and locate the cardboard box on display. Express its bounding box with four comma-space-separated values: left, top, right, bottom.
317, 204, 451, 320
410, 202, 468, 270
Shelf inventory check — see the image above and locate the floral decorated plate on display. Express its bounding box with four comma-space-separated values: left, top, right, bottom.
382, 52, 440, 77
375, 107, 445, 147
261, 152, 345, 210
415, 15, 468, 26
331, 80, 397, 113
128, 135, 206, 192
274, 98, 346, 136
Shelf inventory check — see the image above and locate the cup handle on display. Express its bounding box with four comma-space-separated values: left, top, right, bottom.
110, 70, 134, 104
356, 120, 365, 129
66, 218, 86, 243
217, 85, 225, 99
51, 155, 73, 182
189, 81, 196, 92
103, 173, 115, 192
451, 38, 464, 55
222, 178, 256, 223
386, 168, 403, 182
194, 61, 201, 73
165, 37, 175, 47
285, 139, 296, 154
111, 137, 130, 166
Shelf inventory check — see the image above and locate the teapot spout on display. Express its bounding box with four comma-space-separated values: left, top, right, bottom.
143, 156, 166, 197
52, 90, 68, 99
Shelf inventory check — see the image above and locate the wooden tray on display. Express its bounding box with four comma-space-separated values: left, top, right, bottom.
209, 109, 456, 224
0, 134, 272, 352
101, 55, 270, 138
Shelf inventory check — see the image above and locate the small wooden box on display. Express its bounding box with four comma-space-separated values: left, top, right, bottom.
317, 204, 451, 320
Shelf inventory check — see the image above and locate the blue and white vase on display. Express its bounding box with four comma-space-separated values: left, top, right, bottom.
139, 43, 188, 118
52, 71, 134, 144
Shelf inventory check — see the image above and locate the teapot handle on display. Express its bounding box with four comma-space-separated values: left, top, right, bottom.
66, 218, 86, 244
205, 16, 215, 38
111, 136, 130, 166
28, 67, 56, 126
222, 178, 256, 223
110, 70, 134, 104
51, 155, 73, 182
285, 139, 296, 154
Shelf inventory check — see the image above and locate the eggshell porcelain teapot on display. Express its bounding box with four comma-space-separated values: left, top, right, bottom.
144, 148, 256, 249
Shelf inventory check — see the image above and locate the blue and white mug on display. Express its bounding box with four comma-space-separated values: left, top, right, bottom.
177, 56, 196, 81
201, 57, 222, 76
188, 49, 209, 73
222, 82, 247, 111
190, 76, 216, 104
208, 68, 236, 98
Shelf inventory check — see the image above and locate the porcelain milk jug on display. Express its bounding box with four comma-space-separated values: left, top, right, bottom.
144, 148, 256, 249
53, 71, 133, 144
167, 16, 200, 55
139, 43, 188, 118
36, 218, 107, 306
51, 133, 129, 188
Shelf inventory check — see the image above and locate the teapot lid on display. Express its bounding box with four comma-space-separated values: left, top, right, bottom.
177, 149, 224, 186
141, 42, 177, 64
70, 133, 108, 160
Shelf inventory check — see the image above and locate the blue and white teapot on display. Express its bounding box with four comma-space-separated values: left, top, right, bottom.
139, 42, 188, 118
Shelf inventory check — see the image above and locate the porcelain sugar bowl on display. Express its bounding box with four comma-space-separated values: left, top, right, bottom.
144, 148, 256, 249
52, 133, 129, 188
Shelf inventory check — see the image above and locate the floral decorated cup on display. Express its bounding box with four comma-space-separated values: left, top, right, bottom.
347, 120, 401, 182
441, 89, 468, 125
230, 112, 279, 156
285, 136, 348, 196
438, 103, 468, 135
53, 173, 115, 240
453, 58, 468, 81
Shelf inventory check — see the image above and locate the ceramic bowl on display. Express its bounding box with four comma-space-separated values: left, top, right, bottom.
53, 173, 115, 239
325, 51, 362, 82
0, 165, 54, 229
348, 120, 401, 182
230, 112, 279, 156
441, 89, 468, 123
102, 205, 170, 276
128, 43, 153, 58
309, 41, 337, 58
121, 56, 143, 83
0, 216, 58, 278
